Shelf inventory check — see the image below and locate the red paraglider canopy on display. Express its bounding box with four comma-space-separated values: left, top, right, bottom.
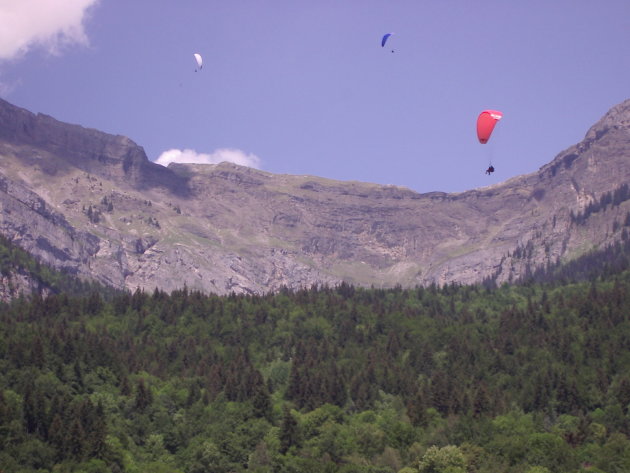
477, 110, 503, 144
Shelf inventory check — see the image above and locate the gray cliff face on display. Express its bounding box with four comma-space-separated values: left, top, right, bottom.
0, 270, 52, 302
0, 97, 629, 296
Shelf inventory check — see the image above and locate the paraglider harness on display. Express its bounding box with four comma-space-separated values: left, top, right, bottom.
485, 165, 495, 175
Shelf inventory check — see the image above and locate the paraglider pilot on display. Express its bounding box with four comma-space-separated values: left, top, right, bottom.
485, 165, 495, 175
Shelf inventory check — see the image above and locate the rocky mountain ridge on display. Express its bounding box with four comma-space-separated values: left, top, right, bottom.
0, 97, 629, 296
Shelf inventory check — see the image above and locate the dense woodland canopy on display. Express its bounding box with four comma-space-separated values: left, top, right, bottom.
1, 236, 630, 472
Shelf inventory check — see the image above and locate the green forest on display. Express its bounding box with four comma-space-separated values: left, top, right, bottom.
2, 237, 630, 472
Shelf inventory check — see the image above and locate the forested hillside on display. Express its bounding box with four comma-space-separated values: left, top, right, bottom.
2, 241, 630, 472
0, 233, 116, 301
523, 240, 630, 289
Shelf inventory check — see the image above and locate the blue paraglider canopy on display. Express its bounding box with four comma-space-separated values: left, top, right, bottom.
381, 33, 393, 47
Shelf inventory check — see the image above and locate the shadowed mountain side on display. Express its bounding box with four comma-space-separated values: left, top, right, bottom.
0, 98, 189, 196
0, 98, 629, 295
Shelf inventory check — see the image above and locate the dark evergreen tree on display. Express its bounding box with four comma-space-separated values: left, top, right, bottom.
251, 375, 272, 420
407, 387, 429, 427
134, 379, 153, 411
279, 405, 299, 454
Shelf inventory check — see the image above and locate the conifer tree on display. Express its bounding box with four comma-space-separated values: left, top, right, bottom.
279, 405, 299, 454
134, 379, 153, 411
48, 413, 66, 459
407, 387, 429, 427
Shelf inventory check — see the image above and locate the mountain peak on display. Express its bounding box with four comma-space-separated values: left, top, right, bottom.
0, 98, 189, 196
587, 98, 630, 134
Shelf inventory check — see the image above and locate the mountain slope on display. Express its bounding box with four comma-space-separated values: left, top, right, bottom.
0, 233, 114, 302
0, 97, 629, 295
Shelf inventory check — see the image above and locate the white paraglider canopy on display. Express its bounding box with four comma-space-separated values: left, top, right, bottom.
193, 53, 203, 71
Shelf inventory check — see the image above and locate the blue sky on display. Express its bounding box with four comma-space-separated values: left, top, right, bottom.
1, 1, 629, 193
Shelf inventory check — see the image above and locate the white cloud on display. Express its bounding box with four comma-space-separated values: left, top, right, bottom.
155, 148, 262, 169
0, 0, 99, 61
